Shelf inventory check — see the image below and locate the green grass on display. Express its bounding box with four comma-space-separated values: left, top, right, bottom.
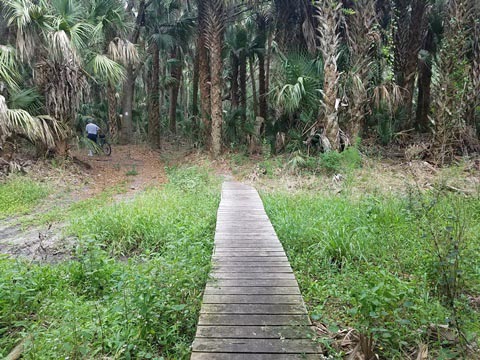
0, 167, 220, 359
0, 176, 49, 218
262, 190, 480, 358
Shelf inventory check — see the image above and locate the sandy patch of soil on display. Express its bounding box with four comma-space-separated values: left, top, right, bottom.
0, 145, 167, 261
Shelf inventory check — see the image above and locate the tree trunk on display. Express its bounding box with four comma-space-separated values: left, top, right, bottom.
120, 64, 135, 144
119, 0, 149, 144
315, 0, 342, 150
205, 0, 225, 157
231, 53, 239, 109
148, 42, 160, 148
249, 56, 258, 118
393, 0, 428, 129
265, 32, 273, 110
169, 47, 182, 134
258, 52, 267, 122
198, 1, 211, 147
415, 29, 434, 132
239, 51, 247, 123
107, 83, 118, 142
192, 43, 200, 119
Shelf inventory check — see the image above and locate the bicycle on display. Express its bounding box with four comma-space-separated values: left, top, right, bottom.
98, 134, 111, 156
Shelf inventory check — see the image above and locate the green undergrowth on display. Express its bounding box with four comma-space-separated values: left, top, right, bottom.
263, 189, 480, 358
0, 166, 220, 359
0, 176, 50, 218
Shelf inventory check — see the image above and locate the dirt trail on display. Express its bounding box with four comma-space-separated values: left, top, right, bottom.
0, 145, 167, 261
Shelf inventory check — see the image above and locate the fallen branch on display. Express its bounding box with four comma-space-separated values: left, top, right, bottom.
6, 335, 32, 360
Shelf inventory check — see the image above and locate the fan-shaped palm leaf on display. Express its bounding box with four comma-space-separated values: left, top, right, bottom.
89, 53, 126, 84
8, 88, 43, 114
0, 45, 20, 91
0, 96, 67, 147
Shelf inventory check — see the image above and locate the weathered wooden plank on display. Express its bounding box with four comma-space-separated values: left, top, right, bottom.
210, 279, 298, 287
204, 286, 300, 295
191, 353, 321, 360
214, 248, 284, 253
192, 339, 320, 353
202, 294, 303, 304
201, 303, 306, 315
212, 266, 292, 272
195, 325, 314, 339
214, 250, 285, 255
211, 272, 296, 280
198, 314, 310, 326
213, 261, 291, 268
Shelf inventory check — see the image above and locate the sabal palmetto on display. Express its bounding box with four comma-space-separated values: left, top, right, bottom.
432, 0, 475, 163
314, 0, 343, 151
392, 0, 429, 129
274, 52, 322, 120
203, 0, 226, 157
88, 0, 136, 142
344, 0, 379, 140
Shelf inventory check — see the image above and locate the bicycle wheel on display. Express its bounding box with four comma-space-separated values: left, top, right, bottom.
102, 142, 112, 156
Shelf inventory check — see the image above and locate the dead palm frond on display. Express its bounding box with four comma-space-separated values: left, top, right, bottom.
48, 30, 79, 64
108, 37, 139, 65
0, 95, 67, 147
2, 0, 43, 61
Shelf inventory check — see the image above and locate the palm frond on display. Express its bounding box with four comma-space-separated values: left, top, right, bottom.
108, 37, 139, 65
90, 53, 126, 84
69, 22, 95, 50
48, 29, 79, 64
8, 88, 43, 114
0, 45, 20, 91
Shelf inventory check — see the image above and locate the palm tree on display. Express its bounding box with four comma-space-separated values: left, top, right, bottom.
87, 0, 134, 142
392, 0, 429, 129
432, 0, 475, 163
314, 0, 343, 151
344, 0, 379, 140
204, 0, 225, 157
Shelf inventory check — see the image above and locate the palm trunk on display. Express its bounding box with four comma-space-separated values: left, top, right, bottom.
239, 51, 247, 123
192, 44, 200, 118
120, 64, 134, 144
231, 53, 239, 109
198, 1, 211, 147
107, 83, 118, 142
205, 0, 225, 157
415, 29, 434, 132
315, 0, 342, 151
258, 52, 267, 122
265, 32, 273, 108
393, 0, 428, 129
148, 42, 160, 148
249, 56, 258, 117
169, 47, 182, 134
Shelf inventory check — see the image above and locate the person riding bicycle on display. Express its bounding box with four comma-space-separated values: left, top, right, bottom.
86, 118, 101, 156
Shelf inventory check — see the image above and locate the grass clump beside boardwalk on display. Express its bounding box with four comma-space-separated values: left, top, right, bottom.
0, 176, 49, 218
263, 190, 480, 358
0, 167, 220, 359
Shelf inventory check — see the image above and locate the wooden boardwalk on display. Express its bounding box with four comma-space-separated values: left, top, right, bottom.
191, 182, 321, 359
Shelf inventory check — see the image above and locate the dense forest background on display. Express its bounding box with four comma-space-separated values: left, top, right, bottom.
0, 0, 478, 164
